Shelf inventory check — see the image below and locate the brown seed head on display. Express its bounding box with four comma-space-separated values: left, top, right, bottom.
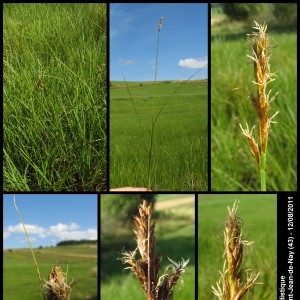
43, 265, 76, 300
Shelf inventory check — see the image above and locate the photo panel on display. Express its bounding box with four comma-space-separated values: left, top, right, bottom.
3, 3, 107, 192
210, 3, 297, 191
100, 193, 196, 299
109, 3, 208, 191
3, 193, 98, 300
198, 194, 277, 299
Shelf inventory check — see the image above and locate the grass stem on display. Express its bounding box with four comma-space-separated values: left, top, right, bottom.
147, 16, 163, 190
13, 195, 45, 299
260, 153, 266, 191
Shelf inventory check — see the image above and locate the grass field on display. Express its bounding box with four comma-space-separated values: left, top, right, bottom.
211, 10, 297, 191
198, 194, 277, 300
109, 80, 208, 191
3, 244, 98, 300
3, 3, 107, 191
101, 195, 195, 299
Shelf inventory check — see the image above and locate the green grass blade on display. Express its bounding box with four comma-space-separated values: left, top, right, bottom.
13, 196, 44, 298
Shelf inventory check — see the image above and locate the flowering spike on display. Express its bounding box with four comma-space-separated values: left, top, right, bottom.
240, 21, 279, 190
158, 16, 163, 31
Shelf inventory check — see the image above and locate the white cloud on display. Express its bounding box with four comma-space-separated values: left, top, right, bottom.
4, 222, 97, 243
52, 229, 97, 241
49, 222, 79, 232
118, 58, 135, 65
48, 222, 96, 241
3, 231, 10, 239
6, 223, 46, 235
86, 228, 98, 240
178, 57, 208, 69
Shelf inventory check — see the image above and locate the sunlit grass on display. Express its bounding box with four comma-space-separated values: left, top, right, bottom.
4, 3, 107, 191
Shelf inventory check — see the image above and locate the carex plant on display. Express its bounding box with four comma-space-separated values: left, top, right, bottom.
122, 17, 206, 191
119, 200, 189, 300
239, 21, 279, 191
14, 196, 77, 300
212, 200, 260, 300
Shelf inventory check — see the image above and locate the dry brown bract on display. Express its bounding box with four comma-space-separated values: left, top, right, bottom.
119, 200, 189, 300
43, 265, 77, 300
212, 201, 260, 300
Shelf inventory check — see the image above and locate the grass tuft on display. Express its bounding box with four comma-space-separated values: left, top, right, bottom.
4, 4, 107, 191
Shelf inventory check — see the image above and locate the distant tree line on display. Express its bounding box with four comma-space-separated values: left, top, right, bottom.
56, 239, 97, 247
101, 194, 157, 224
213, 3, 297, 28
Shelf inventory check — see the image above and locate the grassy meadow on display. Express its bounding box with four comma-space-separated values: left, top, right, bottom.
101, 195, 195, 299
3, 4, 107, 191
211, 8, 297, 191
198, 194, 277, 300
109, 80, 208, 191
3, 244, 98, 300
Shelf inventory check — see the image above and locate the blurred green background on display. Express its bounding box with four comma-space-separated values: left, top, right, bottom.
211, 3, 297, 191
198, 194, 276, 300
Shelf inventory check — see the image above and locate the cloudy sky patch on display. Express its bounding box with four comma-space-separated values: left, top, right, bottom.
3, 194, 97, 248
118, 58, 136, 65
3, 222, 96, 244
110, 3, 208, 81
178, 57, 208, 69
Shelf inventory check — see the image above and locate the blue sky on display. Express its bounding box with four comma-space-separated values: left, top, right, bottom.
3, 194, 97, 249
110, 3, 208, 81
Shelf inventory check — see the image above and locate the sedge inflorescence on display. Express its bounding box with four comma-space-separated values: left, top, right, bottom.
212, 201, 260, 300
239, 21, 279, 170
119, 200, 189, 300
43, 265, 77, 300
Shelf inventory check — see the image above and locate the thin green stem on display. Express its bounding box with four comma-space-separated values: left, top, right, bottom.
122, 71, 146, 141
13, 195, 45, 299
154, 26, 160, 83
147, 122, 155, 190
260, 152, 266, 191
153, 66, 206, 128
147, 22, 161, 190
